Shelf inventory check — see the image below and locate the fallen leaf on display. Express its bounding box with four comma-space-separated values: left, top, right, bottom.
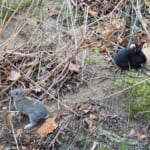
7, 67, 14, 71
88, 10, 98, 17
22, 146, 29, 150
47, 11, 58, 17
129, 129, 136, 136
100, 109, 111, 116
84, 118, 96, 132
37, 118, 58, 137
136, 132, 147, 141
135, 123, 149, 141
83, 109, 90, 113
7, 68, 21, 81
139, 41, 146, 45
99, 48, 107, 53
89, 113, 99, 120
16, 129, 23, 137
69, 62, 81, 72
20, 135, 32, 144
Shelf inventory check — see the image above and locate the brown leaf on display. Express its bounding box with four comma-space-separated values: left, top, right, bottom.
16, 129, 23, 137
48, 11, 58, 17
69, 62, 81, 72
139, 41, 146, 45
88, 10, 98, 17
7, 68, 21, 81
100, 109, 111, 116
21, 135, 32, 144
136, 132, 147, 141
83, 109, 90, 113
22, 146, 29, 150
99, 48, 107, 53
84, 118, 96, 132
7, 67, 14, 71
89, 113, 98, 120
129, 129, 136, 136
37, 118, 58, 137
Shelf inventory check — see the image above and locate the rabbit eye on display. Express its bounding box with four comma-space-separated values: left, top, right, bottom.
15, 92, 18, 95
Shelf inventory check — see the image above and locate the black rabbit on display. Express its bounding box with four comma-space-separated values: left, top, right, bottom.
114, 43, 146, 70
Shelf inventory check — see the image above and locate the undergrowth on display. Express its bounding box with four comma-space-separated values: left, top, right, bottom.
113, 72, 150, 121
0, 0, 34, 25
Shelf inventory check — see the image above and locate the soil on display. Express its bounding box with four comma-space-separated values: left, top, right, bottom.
1, 1, 150, 150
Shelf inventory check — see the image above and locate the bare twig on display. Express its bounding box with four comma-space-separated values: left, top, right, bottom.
2, 107, 11, 128
48, 118, 70, 147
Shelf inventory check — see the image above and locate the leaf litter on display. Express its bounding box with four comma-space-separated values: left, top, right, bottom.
0, 0, 150, 149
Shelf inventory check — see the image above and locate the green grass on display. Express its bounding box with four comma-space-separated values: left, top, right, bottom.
86, 57, 100, 65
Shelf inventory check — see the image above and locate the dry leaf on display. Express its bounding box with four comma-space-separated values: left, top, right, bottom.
37, 118, 58, 137
23, 135, 32, 143
100, 109, 111, 116
99, 48, 107, 53
22, 146, 29, 150
7, 67, 21, 81
88, 10, 98, 17
7, 67, 14, 71
83, 109, 90, 113
136, 132, 147, 141
84, 118, 96, 132
69, 62, 81, 72
48, 11, 58, 17
129, 129, 136, 136
16, 129, 23, 137
135, 124, 149, 140
89, 113, 98, 120
139, 41, 146, 45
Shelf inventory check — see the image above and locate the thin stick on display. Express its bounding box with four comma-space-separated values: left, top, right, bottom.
90, 141, 98, 150
10, 114, 20, 150
2, 107, 11, 128
48, 118, 70, 147
0, 0, 24, 37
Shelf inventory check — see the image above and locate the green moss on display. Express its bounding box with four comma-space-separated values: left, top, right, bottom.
86, 57, 100, 65
113, 72, 150, 121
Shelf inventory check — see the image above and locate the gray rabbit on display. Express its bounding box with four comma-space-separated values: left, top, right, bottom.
11, 89, 50, 129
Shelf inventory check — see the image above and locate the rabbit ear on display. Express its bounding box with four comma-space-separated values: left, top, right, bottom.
133, 43, 142, 53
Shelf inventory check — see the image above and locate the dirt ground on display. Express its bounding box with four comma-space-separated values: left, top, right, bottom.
0, 0, 150, 150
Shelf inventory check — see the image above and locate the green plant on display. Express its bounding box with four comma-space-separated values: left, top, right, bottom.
0, 0, 34, 24
121, 141, 128, 150
113, 72, 150, 121
75, 132, 89, 148
86, 57, 100, 65
60, 9, 73, 20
